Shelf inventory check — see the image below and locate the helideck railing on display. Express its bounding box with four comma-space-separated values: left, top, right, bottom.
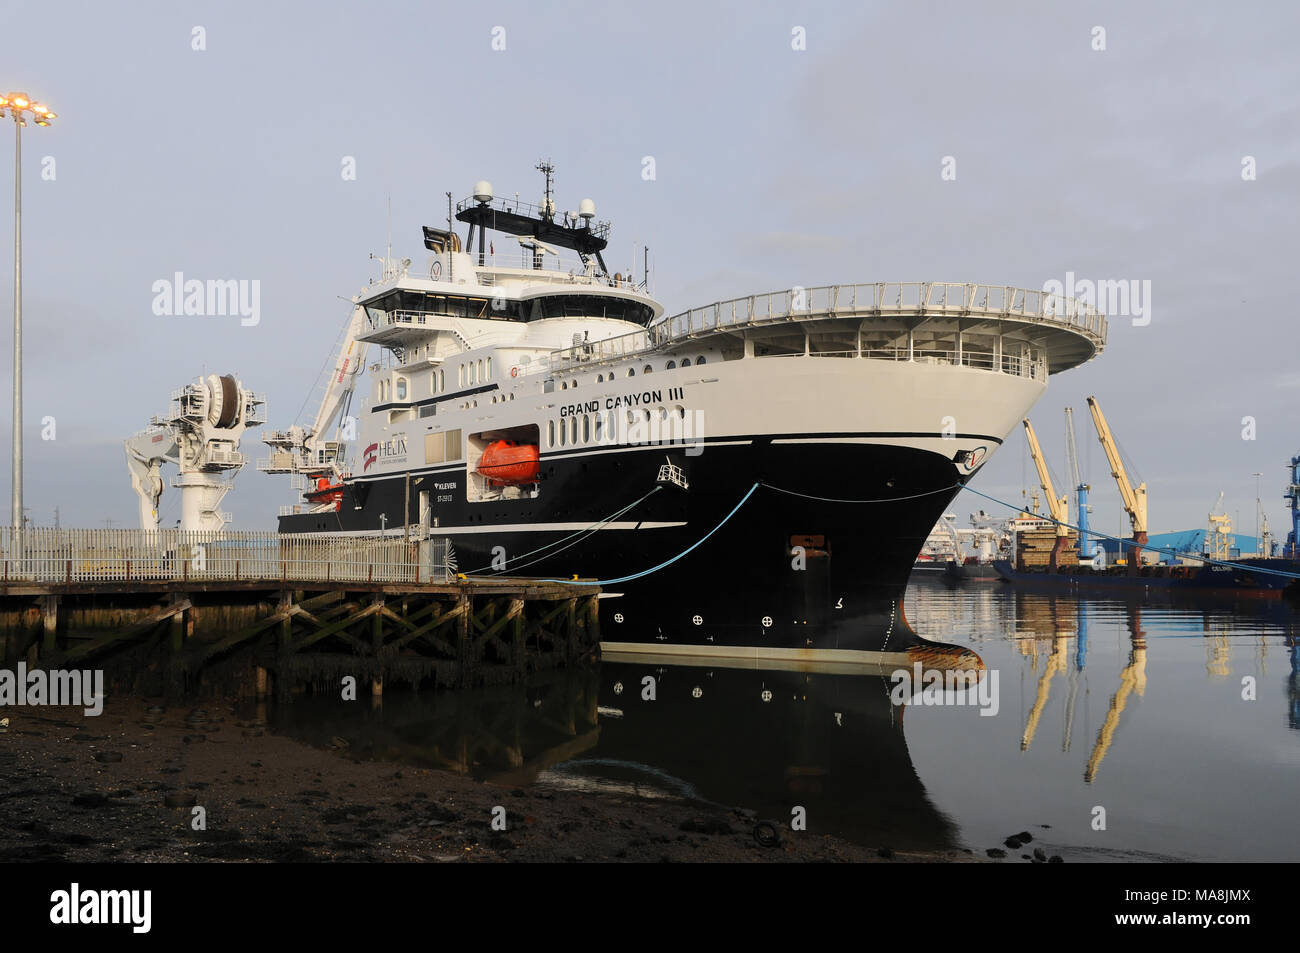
536, 281, 1106, 377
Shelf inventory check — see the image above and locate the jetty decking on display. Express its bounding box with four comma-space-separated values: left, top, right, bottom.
0, 528, 600, 697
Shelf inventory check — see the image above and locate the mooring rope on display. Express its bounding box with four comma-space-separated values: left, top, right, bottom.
759, 481, 965, 504
544, 482, 761, 586
463, 485, 663, 576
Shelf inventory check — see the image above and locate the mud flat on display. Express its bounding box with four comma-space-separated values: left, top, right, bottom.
0, 698, 978, 863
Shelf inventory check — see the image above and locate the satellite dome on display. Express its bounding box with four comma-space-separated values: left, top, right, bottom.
473, 180, 494, 203
578, 198, 596, 220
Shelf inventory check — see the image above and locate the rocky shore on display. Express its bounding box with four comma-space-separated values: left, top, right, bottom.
0, 699, 979, 863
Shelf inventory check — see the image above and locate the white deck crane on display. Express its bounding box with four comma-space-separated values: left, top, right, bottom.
124, 374, 265, 532
1023, 417, 1071, 570
260, 303, 370, 494
1087, 395, 1148, 573
1064, 407, 1098, 566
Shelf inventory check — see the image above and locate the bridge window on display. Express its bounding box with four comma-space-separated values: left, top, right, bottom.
627, 368, 635, 377
643, 365, 653, 375
696, 355, 707, 365
666, 360, 676, 370
396, 378, 407, 401
680, 358, 691, 368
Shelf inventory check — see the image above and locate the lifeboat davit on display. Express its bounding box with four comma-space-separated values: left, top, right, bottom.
305, 476, 345, 510
476, 440, 540, 486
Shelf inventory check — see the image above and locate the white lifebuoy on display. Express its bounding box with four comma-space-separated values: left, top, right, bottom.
510, 366, 519, 378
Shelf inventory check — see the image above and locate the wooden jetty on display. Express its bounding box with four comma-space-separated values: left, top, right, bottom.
0, 528, 600, 698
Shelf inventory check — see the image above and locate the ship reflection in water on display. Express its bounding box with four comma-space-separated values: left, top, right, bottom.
267, 580, 1300, 862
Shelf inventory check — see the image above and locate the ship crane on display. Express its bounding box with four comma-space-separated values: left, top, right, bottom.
1206, 492, 1233, 561
1086, 395, 1148, 574
124, 374, 265, 532
1064, 407, 1098, 566
260, 303, 370, 497
1022, 417, 1070, 570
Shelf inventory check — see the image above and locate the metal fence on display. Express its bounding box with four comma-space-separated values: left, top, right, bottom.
0, 528, 458, 585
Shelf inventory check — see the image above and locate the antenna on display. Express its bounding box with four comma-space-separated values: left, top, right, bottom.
386, 193, 392, 276
536, 158, 555, 221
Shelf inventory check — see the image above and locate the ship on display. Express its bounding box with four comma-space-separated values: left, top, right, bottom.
261, 165, 1106, 662
995, 405, 1300, 598
911, 510, 1011, 582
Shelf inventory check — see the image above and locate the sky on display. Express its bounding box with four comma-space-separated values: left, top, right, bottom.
2, 0, 1298, 540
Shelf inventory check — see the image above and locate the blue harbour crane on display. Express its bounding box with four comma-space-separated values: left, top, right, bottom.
1286, 453, 1300, 559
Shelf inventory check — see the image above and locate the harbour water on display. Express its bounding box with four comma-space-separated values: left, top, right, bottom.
264, 579, 1300, 863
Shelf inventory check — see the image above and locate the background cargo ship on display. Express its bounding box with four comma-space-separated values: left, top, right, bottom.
993, 400, 1300, 597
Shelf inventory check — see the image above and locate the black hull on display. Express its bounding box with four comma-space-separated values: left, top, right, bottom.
281, 440, 978, 655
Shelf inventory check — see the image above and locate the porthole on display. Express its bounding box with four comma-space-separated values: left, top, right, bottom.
627, 368, 635, 377
696, 355, 707, 365
666, 360, 676, 370
643, 365, 653, 375
681, 358, 691, 367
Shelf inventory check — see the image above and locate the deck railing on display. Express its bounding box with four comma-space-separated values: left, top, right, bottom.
0, 528, 458, 585
535, 281, 1106, 377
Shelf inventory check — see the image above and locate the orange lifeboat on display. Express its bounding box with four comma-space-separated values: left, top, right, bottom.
476, 440, 540, 486
305, 476, 345, 510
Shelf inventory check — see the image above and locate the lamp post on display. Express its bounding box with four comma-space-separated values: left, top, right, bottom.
0, 92, 56, 528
